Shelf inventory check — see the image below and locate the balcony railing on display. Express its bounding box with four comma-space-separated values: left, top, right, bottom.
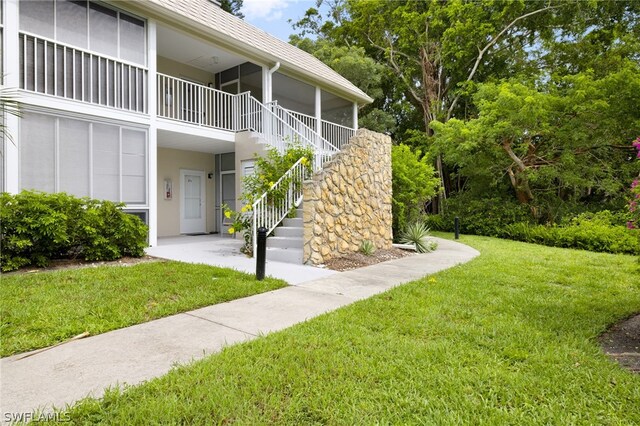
287, 110, 317, 131
19, 32, 147, 113
282, 109, 356, 150
157, 73, 238, 130
322, 119, 356, 150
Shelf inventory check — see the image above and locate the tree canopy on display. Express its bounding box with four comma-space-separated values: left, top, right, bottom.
292, 0, 640, 222
220, 0, 244, 19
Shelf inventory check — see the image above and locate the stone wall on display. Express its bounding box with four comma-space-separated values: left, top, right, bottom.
303, 129, 393, 264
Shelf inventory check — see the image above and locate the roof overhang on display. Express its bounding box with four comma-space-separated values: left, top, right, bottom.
116, 0, 373, 105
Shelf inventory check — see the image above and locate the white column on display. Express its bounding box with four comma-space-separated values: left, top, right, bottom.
352, 102, 359, 130
147, 19, 158, 246
4, 0, 20, 193
262, 65, 270, 103
315, 86, 321, 136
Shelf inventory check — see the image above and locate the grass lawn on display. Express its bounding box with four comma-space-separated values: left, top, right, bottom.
0, 261, 286, 357
52, 236, 640, 424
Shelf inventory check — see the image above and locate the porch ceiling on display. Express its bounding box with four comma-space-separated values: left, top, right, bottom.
157, 24, 246, 74
158, 129, 235, 154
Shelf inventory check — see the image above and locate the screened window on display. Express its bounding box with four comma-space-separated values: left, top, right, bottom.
92, 123, 120, 200
19, 0, 146, 65
20, 113, 56, 192
56, 0, 87, 48
19, 0, 55, 39
19, 112, 148, 204
89, 2, 117, 57
119, 13, 145, 64
273, 72, 314, 116
59, 118, 90, 196
321, 90, 353, 128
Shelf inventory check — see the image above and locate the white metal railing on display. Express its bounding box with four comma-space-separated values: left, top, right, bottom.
251, 157, 309, 255
19, 32, 147, 113
269, 102, 339, 160
287, 110, 317, 132
245, 102, 342, 256
322, 119, 356, 150
157, 73, 240, 130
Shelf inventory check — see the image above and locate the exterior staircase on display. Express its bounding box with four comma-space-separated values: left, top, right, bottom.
265, 207, 304, 264
246, 99, 352, 264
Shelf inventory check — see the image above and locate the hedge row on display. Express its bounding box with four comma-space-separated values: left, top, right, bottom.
426, 207, 639, 255
1, 191, 148, 272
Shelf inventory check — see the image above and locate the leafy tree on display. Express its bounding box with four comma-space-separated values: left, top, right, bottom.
290, 36, 397, 134
292, 0, 640, 214
392, 144, 439, 236
431, 63, 640, 220
220, 0, 244, 19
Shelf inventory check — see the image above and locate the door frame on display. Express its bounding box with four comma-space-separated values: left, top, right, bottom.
179, 169, 206, 234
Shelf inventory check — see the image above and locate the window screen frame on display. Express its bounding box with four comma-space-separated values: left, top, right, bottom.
18, 108, 149, 206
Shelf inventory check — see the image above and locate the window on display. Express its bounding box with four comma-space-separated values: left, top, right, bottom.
119, 13, 145, 64
59, 118, 90, 196
321, 90, 353, 128
19, 0, 146, 66
19, 111, 148, 204
20, 113, 56, 193
19, 0, 55, 39
56, 0, 87, 48
89, 2, 117, 57
273, 72, 315, 116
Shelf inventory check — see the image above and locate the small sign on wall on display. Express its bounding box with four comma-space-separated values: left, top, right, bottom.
164, 179, 173, 200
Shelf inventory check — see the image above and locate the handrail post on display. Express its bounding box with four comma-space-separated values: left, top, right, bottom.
252, 210, 257, 257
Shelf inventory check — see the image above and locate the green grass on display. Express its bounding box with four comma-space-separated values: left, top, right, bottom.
0, 261, 286, 357
52, 236, 640, 424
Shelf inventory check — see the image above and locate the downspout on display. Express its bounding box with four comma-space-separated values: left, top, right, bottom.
266, 62, 280, 103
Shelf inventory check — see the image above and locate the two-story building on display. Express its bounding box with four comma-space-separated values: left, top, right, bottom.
1, 0, 373, 251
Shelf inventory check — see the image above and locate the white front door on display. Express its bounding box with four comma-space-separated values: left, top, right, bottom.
180, 169, 206, 234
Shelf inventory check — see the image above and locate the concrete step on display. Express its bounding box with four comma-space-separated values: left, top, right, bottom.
294, 208, 303, 218
283, 217, 303, 228
274, 226, 303, 238
266, 247, 303, 264
267, 236, 303, 249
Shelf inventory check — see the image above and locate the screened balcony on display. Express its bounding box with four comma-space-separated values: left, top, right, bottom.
18, 0, 147, 113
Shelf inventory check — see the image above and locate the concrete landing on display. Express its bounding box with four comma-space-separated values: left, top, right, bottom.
0, 238, 479, 420
145, 234, 337, 285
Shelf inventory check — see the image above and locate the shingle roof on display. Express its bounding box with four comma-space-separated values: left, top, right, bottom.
145, 0, 373, 104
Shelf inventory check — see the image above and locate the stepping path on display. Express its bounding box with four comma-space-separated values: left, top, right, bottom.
0, 238, 479, 420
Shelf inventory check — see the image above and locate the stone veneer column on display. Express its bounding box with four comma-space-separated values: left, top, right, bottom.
303, 129, 393, 265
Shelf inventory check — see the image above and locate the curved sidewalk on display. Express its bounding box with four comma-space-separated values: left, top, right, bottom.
0, 238, 479, 420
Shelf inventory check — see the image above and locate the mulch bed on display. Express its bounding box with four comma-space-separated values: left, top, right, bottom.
5, 255, 161, 275
599, 313, 640, 374
323, 247, 414, 272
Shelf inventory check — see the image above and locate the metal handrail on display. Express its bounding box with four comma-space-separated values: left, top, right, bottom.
251, 157, 308, 255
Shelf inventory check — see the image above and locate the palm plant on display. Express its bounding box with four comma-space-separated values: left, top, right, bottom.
0, 86, 21, 143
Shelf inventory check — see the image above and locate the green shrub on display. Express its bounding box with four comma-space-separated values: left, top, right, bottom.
503, 220, 639, 255
424, 196, 639, 254
242, 141, 314, 205
424, 195, 532, 236
392, 144, 440, 237
0, 191, 148, 272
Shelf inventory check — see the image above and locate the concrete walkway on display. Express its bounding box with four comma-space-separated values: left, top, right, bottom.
0, 238, 479, 420
146, 235, 338, 285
